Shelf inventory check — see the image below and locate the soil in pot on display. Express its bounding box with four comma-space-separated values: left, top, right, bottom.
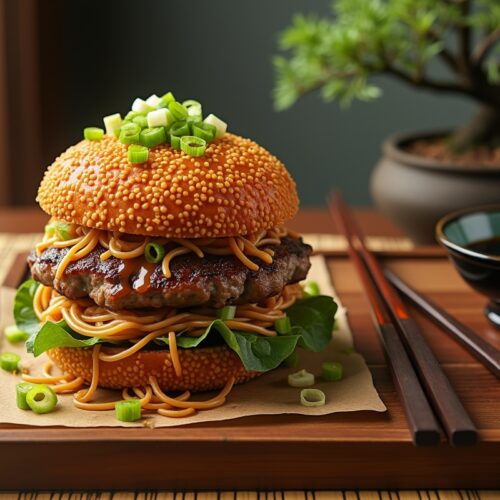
406, 138, 500, 168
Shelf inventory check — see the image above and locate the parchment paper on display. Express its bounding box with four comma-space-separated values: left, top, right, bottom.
0, 254, 385, 427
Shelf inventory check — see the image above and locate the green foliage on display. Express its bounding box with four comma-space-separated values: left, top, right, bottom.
273, 0, 500, 110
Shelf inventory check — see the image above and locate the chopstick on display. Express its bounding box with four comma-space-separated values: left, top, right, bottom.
328, 197, 441, 447
329, 192, 478, 447
385, 269, 500, 379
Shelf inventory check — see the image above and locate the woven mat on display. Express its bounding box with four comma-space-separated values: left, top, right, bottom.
1, 490, 498, 499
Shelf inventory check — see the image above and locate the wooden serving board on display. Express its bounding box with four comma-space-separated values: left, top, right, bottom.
0, 248, 499, 490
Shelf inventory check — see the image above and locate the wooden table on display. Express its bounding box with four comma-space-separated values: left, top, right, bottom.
0, 207, 499, 495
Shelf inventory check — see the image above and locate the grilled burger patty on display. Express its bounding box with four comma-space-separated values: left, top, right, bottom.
28, 237, 312, 311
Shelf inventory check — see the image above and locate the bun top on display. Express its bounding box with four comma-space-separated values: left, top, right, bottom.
37, 133, 299, 238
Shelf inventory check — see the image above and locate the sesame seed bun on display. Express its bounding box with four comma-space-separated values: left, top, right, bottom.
47, 344, 261, 392
37, 133, 299, 238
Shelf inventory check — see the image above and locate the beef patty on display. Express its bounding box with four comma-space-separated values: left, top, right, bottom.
28, 237, 312, 311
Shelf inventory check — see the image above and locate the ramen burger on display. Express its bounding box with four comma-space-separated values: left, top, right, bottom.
15, 92, 336, 419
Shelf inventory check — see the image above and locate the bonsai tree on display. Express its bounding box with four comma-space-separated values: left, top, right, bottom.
273, 0, 500, 153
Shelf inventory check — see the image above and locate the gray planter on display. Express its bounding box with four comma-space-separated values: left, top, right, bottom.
370, 131, 500, 245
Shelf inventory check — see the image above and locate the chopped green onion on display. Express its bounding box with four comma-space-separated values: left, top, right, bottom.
26, 384, 58, 414
83, 127, 104, 141
140, 127, 166, 148
203, 114, 227, 138
288, 369, 314, 388
0, 352, 20, 372
183, 99, 203, 117
342, 346, 355, 355
132, 98, 154, 113
180, 136, 206, 157
300, 388, 326, 407
125, 111, 143, 121
274, 316, 292, 334
170, 122, 190, 137
133, 115, 148, 129
119, 122, 141, 145
146, 94, 161, 107
304, 281, 320, 297
44, 224, 55, 237
192, 122, 216, 142
144, 242, 165, 264
16, 382, 34, 410
128, 144, 149, 164
168, 101, 188, 121
103, 113, 122, 137
170, 135, 181, 150
157, 92, 176, 109
4, 325, 29, 344
147, 108, 171, 128
115, 399, 141, 422
54, 221, 74, 241
322, 361, 343, 381
217, 305, 236, 320
283, 351, 299, 368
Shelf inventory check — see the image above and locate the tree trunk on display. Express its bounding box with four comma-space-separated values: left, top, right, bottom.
448, 105, 500, 153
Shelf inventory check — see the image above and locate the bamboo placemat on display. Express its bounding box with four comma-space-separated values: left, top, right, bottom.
1, 490, 498, 499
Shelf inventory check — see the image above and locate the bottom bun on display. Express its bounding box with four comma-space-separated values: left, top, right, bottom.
48, 345, 261, 392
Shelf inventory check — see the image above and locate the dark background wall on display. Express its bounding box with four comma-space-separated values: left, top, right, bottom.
43, 0, 476, 206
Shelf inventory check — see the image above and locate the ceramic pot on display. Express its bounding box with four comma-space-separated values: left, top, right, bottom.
370, 131, 500, 245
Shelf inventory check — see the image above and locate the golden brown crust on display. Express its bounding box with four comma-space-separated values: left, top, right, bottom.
48, 345, 261, 392
37, 133, 298, 238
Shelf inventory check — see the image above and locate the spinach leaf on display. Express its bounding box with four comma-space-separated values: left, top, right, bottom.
29, 320, 102, 357
13, 279, 40, 336
208, 319, 300, 371
286, 295, 337, 352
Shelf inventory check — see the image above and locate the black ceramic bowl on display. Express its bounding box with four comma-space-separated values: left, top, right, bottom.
437, 205, 500, 328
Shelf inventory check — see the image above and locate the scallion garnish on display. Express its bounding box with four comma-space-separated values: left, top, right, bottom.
274, 316, 292, 334
26, 384, 58, 414
168, 101, 188, 121
100, 91, 228, 158
103, 113, 122, 137
300, 388, 326, 407
146, 94, 162, 108
132, 98, 154, 114
322, 361, 343, 381
217, 305, 237, 321
304, 281, 320, 297
83, 127, 104, 141
180, 136, 206, 157
147, 108, 170, 128
140, 127, 166, 148
170, 135, 181, 150
128, 144, 149, 164
16, 382, 34, 410
115, 399, 141, 422
0, 352, 21, 373
192, 122, 216, 142
54, 221, 74, 241
288, 369, 315, 388
119, 122, 141, 145
4, 325, 29, 344
144, 242, 165, 263
133, 115, 148, 129
170, 121, 190, 137
204, 113, 227, 138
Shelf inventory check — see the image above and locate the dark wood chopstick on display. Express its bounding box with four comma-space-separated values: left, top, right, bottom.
329, 192, 478, 447
385, 269, 500, 379
328, 196, 441, 447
